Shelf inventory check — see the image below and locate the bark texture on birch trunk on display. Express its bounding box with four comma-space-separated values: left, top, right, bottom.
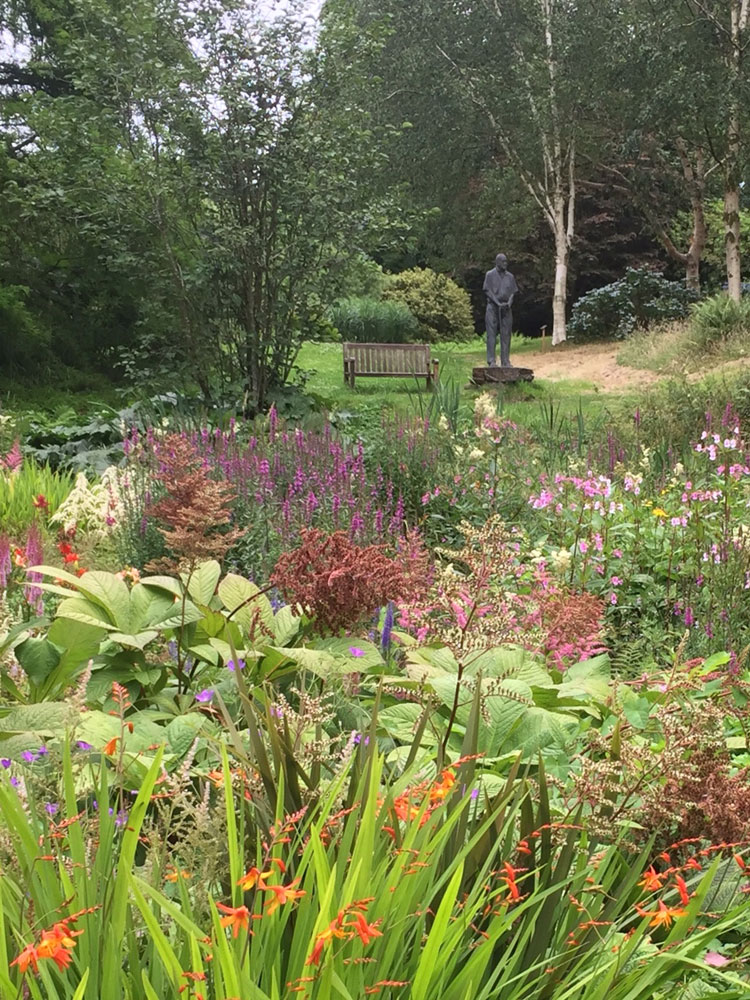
552, 253, 568, 346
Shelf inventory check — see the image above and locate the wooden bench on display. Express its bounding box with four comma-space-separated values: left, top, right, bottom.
342, 342, 439, 389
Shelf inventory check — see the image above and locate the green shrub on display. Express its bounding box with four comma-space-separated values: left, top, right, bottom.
568, 268, 696, 341
382, 267, 475, 343
0, 285, 51, 370
329, 296, 420, 343
690, 292, 750, 349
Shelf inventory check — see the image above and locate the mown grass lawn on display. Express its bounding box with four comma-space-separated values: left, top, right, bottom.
296, 336, 614, 432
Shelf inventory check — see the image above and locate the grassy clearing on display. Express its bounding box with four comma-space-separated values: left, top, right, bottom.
297, 336, 611, 430
617, 318, 750, 375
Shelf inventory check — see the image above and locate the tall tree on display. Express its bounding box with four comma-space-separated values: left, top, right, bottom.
328, 0, 603, 344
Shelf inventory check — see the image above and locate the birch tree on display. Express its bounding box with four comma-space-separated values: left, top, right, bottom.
680, 0, 750, 299
335, 0, 596, 345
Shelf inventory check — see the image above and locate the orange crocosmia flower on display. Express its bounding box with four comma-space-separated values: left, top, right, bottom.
501, 861, 521, 901
238, 866, 272, 891
10, 943, 40, 975
306, 913, 348, 966
351, 912, 382, 946
264, 879, 305, 915
216, 903, 251, 938
102, 737, 119, 755
165, 869, 192, 883
638, 900, 686, 929
675, 875, 690, 907
37, 941, 74, 972
638, 866, 665, 892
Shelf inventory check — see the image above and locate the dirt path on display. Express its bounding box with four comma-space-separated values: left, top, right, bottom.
519, 341, 658, 392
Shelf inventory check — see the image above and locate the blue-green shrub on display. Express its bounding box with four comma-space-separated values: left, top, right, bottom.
569, 268, 697, 341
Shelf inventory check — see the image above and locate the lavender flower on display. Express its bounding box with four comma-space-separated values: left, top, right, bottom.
195, 688, 214, 703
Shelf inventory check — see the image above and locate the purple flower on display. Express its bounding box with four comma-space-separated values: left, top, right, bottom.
37, 745, 48, 756
470, 788, 480, 800
227, 659, 245, 672
45, 802, 58, 816
76, 741, 92, 751
349, 646, 365, 658
109, 807, 129, 827
381, 602, 394, 653
195, 689, 214, 703
0, 758, 11, 768
21, 750, 36, 763
10, 776, 20, 788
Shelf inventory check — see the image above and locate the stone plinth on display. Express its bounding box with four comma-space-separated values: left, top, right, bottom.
471, 366, 534, 386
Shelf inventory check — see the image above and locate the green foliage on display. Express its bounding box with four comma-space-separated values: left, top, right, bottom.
382, 268, 475, 343
329, 295, 420, 343
0, 460, 74, 534
690, 294, 750, 350
0, 285, 51, 371
2, 728, 749, 1000
568, 269, 696, 341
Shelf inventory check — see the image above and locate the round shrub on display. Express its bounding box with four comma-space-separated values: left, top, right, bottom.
690, 293, 750, 350
329, 296, 419, 344
568, 268, 697, 341
382, 267, 474, 343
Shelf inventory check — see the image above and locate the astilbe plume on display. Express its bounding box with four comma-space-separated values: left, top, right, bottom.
271, 528, 420, 634
0, 535, 10, 589
397, 516, 522, 651
524, 572, 607, 669
23, 522, 44, 615
146, 435, 242, 572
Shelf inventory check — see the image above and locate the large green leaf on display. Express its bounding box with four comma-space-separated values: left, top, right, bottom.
130, 584, 180, 628
184, 560, 221, 605
109, 630, 159, 650
558, 654, 611, 702
273, 605, 300, 645
464, 646, 553, 686
218, 574, 275, 638
57, 596, 116, 630
69, 571, 134, 630
15, 637, 61, 687
48, 617, 105, 675
271, 646, 354, 678
379, 703, 439, 746
165, 713, 207, 757
0, 702, 71, 736
477, 694, 528, 755
310, 636, 384, 668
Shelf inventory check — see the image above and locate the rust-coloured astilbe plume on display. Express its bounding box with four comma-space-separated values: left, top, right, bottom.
536, 589, 607, 669
146, 435, 242, 572
271, 528, 416, 634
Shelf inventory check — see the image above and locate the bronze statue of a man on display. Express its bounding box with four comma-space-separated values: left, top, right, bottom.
483, 253, 518, 367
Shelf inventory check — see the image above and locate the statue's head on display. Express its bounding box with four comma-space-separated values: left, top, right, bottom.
495, 253, 508, 272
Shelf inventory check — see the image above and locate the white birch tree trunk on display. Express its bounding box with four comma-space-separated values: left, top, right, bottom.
724, 0, 748, 301
552, 239, 569, 345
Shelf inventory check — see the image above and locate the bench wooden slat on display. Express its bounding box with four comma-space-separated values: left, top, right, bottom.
343, 342, 438, 388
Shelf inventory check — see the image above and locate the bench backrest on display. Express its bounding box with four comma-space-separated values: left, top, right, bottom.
343, 342, 431, 375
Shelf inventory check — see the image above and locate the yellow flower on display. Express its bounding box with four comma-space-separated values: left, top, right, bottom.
652, 507, 668, 518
